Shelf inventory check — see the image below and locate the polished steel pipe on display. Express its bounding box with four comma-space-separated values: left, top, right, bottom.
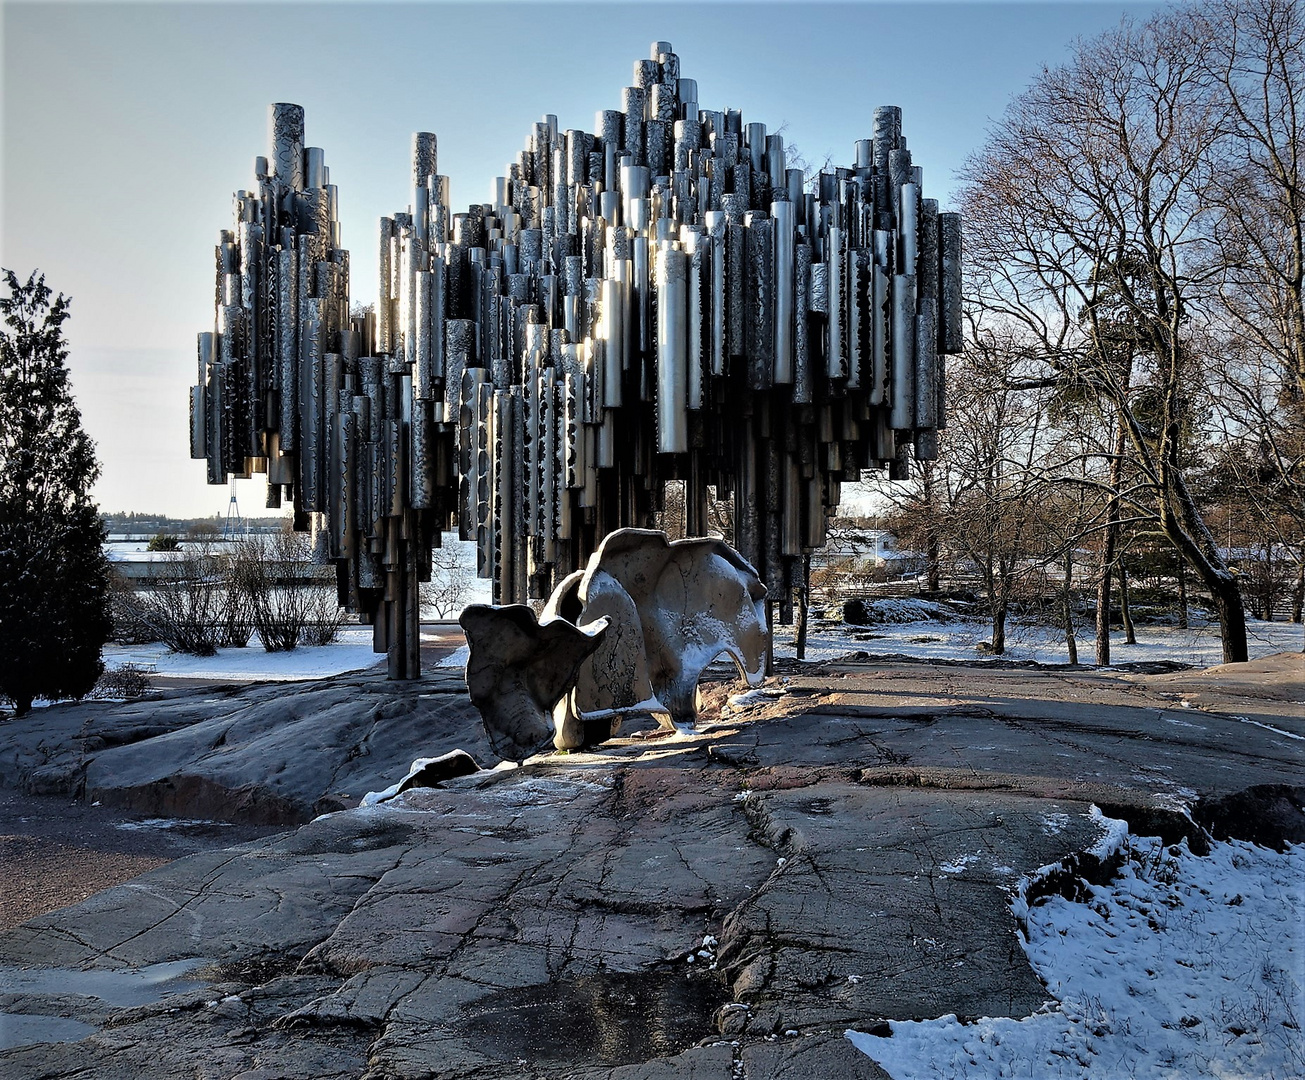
890, 274, 916, 430
772, 199, 794, 384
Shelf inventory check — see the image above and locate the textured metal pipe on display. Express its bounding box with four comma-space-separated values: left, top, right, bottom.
873, 106, 900, 173
721, 193, 746, 360
918, 198, 939, 302
846, 249, 866, 389
705, 211, 727, 376
745, 213, 774, 391
915, 297, 938, 430
277, 247, 298, 449
413, 270, 433, 399
939, 212, 962, 355
411, 399, 434, 508
793, 242, 813, 404
269, 103, 305, 190
870, 264, 888, 405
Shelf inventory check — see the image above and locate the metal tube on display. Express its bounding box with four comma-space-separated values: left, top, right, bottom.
772, 199, 794, 384
683, 227, 705, 409
414, 270, 433, 399
890, 274, 916, 430
655, 242, 688, 454
269, 103, 304, 190
793, 242, 812, 404
940, 212, 963, 355
601, 274, 624, 407
870, 265, 888, 405
705, 210, 726, 376
377, 218, 393, 354
915, 297, 938, 430
900, 181, 919, 276
745, 213, 774, 391
827, 226, 844, 378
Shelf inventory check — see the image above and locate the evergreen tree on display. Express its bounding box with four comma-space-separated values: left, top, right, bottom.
0, 270, 112, 716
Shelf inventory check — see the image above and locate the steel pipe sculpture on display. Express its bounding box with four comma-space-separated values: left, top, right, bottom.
191, 42, 962, 679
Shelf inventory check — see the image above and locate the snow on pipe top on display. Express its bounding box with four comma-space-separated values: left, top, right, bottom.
188, 40, 961, 678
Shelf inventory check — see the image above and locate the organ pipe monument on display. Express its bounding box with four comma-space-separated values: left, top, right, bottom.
190, 42, 962, 679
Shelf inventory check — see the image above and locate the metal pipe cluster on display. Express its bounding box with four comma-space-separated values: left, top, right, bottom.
192, 43, 961, 674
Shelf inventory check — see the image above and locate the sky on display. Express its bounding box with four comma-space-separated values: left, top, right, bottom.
2, 0, 1162, 518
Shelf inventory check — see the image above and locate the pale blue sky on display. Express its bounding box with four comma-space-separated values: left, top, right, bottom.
2, 0, 1161, 516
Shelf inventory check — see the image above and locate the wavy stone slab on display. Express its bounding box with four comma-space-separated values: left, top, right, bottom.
459, 604, 609, 761
544, 529, 768, 746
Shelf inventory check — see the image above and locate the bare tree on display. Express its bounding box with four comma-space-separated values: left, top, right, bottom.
137, 539, 227, 656
1196, 0, 1305, 642
1198, 0, 1305, 401
232, 524, 340, 651
962, 12, 1253, 662
420, 535, 475, 619
934, 326, 1066, 654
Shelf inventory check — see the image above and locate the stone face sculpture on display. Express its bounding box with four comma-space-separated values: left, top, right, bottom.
543, 529, 768, 749
458, 604, 608, 761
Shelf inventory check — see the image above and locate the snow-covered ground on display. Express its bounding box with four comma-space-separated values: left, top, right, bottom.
774, 615, 1304, 667
90, 612, 1299, 689
848, 825, 1305, 1080
102, 626, 387, 682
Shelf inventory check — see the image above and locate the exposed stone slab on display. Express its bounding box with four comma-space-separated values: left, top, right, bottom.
1, 656, 1301, 1078
0, 672, 488, 825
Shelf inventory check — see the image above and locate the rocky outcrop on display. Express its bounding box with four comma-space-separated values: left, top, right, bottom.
0, 671, 491, 825
1, 655, 1301, 1078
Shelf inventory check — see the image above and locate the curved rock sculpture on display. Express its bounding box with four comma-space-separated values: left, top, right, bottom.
459, 605, 609, 761
543, 529, 768, 748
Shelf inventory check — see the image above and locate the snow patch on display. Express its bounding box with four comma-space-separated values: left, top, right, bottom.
435, 645, 469, 669
774, 616, 1303, 667
848, 831, 1305, 1080
114, 817, 233, 831
102, 627, 383, 683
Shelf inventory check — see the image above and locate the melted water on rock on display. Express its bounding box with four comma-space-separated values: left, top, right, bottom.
461, 969, 730, 1065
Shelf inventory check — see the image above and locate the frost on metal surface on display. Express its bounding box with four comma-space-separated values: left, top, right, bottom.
191, 45, 961, 676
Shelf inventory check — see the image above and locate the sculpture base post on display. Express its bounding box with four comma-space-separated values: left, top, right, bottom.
386, 545, 421, 681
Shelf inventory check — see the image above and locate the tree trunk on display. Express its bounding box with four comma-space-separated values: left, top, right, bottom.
1063, 550, 1078, 665
922, 465, 942, 594
1208, 573, 1250, 664
1095, 419, 1128, 666
1176, 549, 1189, 630
926, 534, 941, 594
1158, 466, 1250, 663
13, 695, 33, 718
991, 586, 1008, 655
1118, 558, 1136, 645
795, 555, 810, 661
1261, 544, 1274, 622
1291, 554, 1303, 624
